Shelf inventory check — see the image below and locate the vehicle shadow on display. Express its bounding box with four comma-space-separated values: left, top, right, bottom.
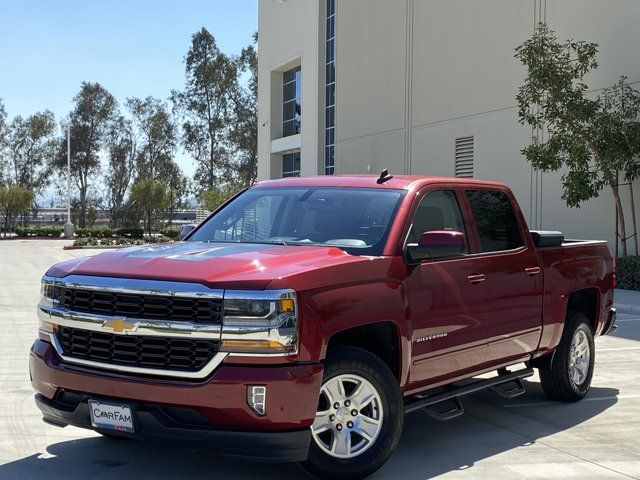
384, 382, 619, 479
0, 383, 618, 480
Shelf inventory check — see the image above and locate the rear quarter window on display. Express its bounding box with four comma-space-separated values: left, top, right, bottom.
466, 190, 524, 252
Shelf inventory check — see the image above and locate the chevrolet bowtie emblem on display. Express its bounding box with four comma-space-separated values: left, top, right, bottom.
103, 317, 137, 334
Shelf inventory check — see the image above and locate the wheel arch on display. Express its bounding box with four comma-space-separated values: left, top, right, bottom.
566, 287, 600, 333
325, 321, 403, 383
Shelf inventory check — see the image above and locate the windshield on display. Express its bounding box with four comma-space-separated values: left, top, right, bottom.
188, 187, 406, 255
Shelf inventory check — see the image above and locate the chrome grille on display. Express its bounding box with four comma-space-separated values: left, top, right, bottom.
58, 326, 219, 372
60, 288, 223, 323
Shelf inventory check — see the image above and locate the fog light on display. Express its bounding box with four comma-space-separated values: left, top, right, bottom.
247, 386, 266, 416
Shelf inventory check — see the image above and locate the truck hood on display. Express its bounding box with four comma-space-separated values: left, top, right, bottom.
48, 241, 367, 290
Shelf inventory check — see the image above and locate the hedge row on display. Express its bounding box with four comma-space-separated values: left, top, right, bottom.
15, 227, 63, 237
616, 256, 640, 291
75, 227, 145, 238
74, 236, 173, 247
159, 227, 180, 239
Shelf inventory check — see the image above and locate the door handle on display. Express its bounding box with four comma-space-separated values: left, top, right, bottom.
467, 274, 486, 284
525, 267, 541, 276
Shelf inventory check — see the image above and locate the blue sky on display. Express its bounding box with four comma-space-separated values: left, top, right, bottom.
0, 0, 258, 177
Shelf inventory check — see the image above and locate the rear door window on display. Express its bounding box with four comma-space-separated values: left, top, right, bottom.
466, 190, 524, 252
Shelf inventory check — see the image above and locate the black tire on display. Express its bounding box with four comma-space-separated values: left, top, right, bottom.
300, 347, 404, 480
539, 311, 595, 402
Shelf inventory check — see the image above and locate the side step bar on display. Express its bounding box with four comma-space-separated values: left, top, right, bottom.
404, 368, 534, 417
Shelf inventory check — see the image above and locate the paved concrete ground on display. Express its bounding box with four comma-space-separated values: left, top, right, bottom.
0, 239, 639, 479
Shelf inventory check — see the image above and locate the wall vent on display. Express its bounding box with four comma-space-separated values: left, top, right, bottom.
455, 136, 474, 178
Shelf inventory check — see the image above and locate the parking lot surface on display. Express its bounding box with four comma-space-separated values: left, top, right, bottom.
1, 240, 638, 479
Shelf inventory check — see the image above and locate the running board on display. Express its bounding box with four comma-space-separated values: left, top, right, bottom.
404, 368, 534, 416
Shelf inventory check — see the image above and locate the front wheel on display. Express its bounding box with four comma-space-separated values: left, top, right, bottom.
539, 311, 595, 402
300, 347, 404, 479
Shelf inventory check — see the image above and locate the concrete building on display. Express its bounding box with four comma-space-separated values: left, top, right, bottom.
257, 0, 640, 252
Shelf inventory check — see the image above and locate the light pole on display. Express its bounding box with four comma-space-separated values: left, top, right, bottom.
63, 123, 75, 238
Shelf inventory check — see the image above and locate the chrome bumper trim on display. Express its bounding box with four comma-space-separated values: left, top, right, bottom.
39, 306, 222, 339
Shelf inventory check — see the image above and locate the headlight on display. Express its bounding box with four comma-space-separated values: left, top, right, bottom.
39, 278, 60, 308
220, 290, 298, 355
38, 277, 60, 336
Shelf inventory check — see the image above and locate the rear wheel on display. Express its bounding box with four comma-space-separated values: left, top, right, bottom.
539, 311, 595, 402
300, 347, 403, 479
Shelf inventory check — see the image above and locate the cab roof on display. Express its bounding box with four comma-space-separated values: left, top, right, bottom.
253, 174, 507, 191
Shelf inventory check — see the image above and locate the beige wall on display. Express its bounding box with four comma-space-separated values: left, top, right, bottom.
257, 0, 322, 180
258, 0, 640, 251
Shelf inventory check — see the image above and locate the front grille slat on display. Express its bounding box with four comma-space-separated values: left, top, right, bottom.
60, 288, 222, 324
58, 326, 219, 372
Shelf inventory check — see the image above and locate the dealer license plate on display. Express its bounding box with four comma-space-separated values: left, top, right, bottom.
88, 399, 135, 433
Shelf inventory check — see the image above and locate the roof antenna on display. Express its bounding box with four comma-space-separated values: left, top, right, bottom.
377, 169, 393, 184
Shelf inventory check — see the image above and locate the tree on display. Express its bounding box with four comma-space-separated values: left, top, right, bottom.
104, 116, 136, 227
0, 186, 34, 235
54, 82, 117, 227
127, 96, 177, 183
129, 179, 170, 237
0, 99, 8, 187
200, 184, 244, 212
515, 23, 640, 257
3, 111, 56, 193
229, 32, 258, 187
172, 28, 237, 195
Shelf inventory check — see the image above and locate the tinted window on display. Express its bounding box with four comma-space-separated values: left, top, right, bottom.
466, 190, 523, 252
189, 187, 405, 256
408, 190, 468, 253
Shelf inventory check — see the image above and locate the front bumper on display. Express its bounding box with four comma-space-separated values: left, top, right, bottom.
35, 393, 310, 462
30, 339, 323, 462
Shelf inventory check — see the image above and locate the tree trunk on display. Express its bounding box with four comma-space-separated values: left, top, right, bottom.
612, 182, 628, 257
629, 180, 639, 255
79, 187, 87, 228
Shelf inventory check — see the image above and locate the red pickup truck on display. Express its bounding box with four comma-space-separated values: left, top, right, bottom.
31, 174, 617, 479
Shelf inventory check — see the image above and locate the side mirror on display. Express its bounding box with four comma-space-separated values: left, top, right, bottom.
179, 224, 196, 240
406, 230, 466, 263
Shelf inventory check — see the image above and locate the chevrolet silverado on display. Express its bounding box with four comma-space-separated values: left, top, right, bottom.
31, 173, 617, 478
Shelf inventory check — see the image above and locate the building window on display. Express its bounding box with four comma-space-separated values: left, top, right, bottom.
324, 0, 336, 175
454, 136, 474, 178
282, 152, 301, 177
283, 66, 301, 137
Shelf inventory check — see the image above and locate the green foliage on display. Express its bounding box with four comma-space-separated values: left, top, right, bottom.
0, 186, 35, 234
159, 227, 180, 239
15, 226, 63, 237
126, 96, 178, 183
73, 235, 172, 247
229, 32, 258, 187
53, 82, 118, 228
615, 256, 640, 290
172, 27, 237, 195
200, 184, 244, 212
2, 110, 56, 193
105, 116, 136, 228
515, 23, 640, 256
129, 180, 170, 236
74, 226, 143, 238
